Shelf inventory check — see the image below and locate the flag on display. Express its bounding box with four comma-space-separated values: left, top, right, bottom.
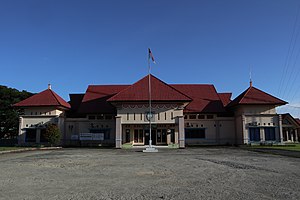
148, 48, 156, 64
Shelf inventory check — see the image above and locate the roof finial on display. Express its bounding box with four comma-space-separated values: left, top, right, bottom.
249, 67, 253, 87
48, 83, 51, 90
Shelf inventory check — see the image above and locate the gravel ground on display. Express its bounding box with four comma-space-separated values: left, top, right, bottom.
0, 147, 299, 200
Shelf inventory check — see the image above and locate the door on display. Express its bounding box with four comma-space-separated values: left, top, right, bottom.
144, 129, 156, 145
249, 128, 260, 142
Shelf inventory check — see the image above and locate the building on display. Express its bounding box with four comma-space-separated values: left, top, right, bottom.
14, 74, 298, 148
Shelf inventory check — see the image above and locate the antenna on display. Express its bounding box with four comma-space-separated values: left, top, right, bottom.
249, 67, 253, 87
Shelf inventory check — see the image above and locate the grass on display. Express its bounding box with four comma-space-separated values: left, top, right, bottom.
250, 144, 300, 152
0, 147, 27, 152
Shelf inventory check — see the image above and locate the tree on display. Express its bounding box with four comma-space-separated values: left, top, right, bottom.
44, 124, 61, 146
0, 85, 33, 139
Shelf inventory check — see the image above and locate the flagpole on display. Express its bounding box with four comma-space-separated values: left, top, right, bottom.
148, 50, 152, 148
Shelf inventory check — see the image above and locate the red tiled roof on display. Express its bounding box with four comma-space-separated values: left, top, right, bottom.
171, 84, 226, 113
107, 75, 192, 102
78, 85, 129, 114
227, 86, 287, 107
14, 89, 70, 109
218, 93, 232, 106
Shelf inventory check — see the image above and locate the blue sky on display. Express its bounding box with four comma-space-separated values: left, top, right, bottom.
1, 0, 300, 116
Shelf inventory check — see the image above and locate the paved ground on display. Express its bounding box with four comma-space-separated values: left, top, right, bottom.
0, 147, 299, 200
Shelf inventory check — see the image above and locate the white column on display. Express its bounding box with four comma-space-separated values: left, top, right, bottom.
178, 116, 185, 148
260, 128, 265, 142
279, 115, 283, 143
291, 130, 294, 142
295, 129, 299, 142
115, 116, 122, 148
18, 117, 25, 145
286, 130, 289, 141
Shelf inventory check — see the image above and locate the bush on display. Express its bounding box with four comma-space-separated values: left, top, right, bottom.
45, 124, 61, 146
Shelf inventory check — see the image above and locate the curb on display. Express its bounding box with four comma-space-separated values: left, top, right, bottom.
0, 147, 62, 155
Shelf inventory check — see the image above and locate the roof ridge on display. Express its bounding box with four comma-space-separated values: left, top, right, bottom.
238, 86, 251, 104
49, 89, 62, 106
151, 74, 192, 100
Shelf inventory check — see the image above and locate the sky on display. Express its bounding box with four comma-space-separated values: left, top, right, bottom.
1, 0, 300, 117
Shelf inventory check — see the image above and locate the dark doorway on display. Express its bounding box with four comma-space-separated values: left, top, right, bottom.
144, 129, 156, 145
125, 129, 130, 143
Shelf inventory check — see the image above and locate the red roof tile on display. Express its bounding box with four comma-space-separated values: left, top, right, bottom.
108, 75, 192, 102
78, 85, 129, 114
218, 93, 232, 106
171, 84, 226, 113
14, 89, 70, 109
227, 86, 287, 107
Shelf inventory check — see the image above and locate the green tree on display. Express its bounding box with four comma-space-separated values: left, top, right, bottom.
0, 85, 33, 139
45, 124, 61, 146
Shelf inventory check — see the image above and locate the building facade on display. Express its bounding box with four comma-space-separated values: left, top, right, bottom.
14, 74, 299, 148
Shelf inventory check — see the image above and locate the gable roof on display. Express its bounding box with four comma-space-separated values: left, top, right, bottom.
218, 93, 232, 106
78, 85, 129, 114
14, 89, 70, 109
171, 84, 226, 113
107, 74, 192, 102
227, 86, 287, 107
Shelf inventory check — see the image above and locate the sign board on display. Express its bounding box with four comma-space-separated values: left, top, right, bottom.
71, 135, 79, 140
79, 133, 104, 141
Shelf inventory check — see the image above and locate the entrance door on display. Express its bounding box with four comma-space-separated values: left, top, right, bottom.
144, 129, 156, 145
157, 129, 167, 145
249, 128, 260, 142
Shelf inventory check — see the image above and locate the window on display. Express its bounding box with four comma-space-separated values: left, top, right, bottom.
97, 115, 104, 120
40, 129, 48, 143
140, 113, 143, 120
165, 112, 167, 120
171, 112, 174, 119
265, 127, 275, 141
127, 113, 129, 120
198, 115, 205, 119
189, 115, 196, 119
88, 115, 96, 120
134, 129, 143, 143
184, 115, 187, 119
185, 128, 205, 139
25, 129, 36, 142
105, 115, 113, 120
249, 128, 260, 141
158, 113, 160, 120
133, 113, 136, 120
207, 115, 214, 119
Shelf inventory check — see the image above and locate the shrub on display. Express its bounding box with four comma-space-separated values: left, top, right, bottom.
45, 124, 61, 146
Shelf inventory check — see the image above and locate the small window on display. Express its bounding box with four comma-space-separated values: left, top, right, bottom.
189, 115, 196, 119
105, 115, 113, 120
88, 115, 96, 120
165, 112, 167, 120
97, 115, 104, 120
133, 113, 136, 120
207, 115, 214, 119
158, 113, 160, 120
184, 115, 187, 119
171, 112, 174, 119
140, 113, 143, 120
198, 115, 205, 119
127, 113, 129, 120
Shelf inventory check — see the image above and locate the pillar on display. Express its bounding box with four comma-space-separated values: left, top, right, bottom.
286, 130, 289, 141
18, 117, 25, 145
115, 116, 122, 148
36, 129, 41, 144
260, 128, 265, 142
279, 115, 283, 143
242, 115, 247, 144
291, 129, 294, 142
295, 129, 299, 142
178, 116, 185, 148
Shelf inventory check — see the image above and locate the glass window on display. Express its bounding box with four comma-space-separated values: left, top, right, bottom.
189, 115, 196, 119
265, 127, 275, 141
25, 129, 36, 142
207, 115, 214, 119
198, 115, 205, 119
88, 115, 96, 120
185, 129, 205, 139
97, 115, 104, 120
249, 128, 260, 141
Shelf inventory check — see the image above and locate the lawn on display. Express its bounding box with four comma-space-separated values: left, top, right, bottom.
0, 147, 27, 152
251, 144, 300, 151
